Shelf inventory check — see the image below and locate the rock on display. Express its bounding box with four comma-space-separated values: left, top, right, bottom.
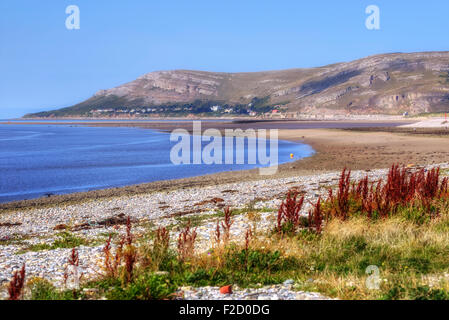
219, 285, 232, 295
97, 213, 128, 227
0, 222, 22, 227
53, 224, 68, 231
283, 279, 294, 286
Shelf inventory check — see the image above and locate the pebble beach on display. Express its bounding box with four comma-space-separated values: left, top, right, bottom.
1, 163, 448, 300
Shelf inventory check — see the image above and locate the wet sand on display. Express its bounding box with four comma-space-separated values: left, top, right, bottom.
3, 119, 449, 211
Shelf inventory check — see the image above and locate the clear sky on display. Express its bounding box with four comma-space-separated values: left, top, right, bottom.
1, 0, 448, 118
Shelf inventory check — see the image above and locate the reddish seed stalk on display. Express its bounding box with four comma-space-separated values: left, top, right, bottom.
125, 216, 133, 245
68, 248, 79, 267
245, 227, 253, 251
326, 165, 446, 220
149, 226, 171, 269
440, 177, 448, 197
177, 220, 197, 261
64, 248, 82, 289
155, 227, 170, 252
221, 207, 233, 243
215, 220, 221, 245
103, 235, 123, 278
308, 197, 323, 234
102, 216, 135, 282
278, 165, 446, 235
123, 216, 136, 283
277, 191, 304, 233
336, 168, 351, 220
124, 247, 136, 284
8, 264, 26, 300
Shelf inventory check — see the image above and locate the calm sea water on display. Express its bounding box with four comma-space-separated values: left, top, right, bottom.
0, 125, 314, 203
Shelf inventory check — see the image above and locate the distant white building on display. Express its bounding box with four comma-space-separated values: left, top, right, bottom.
90, 108, 114, 114
211, 105, 222, 112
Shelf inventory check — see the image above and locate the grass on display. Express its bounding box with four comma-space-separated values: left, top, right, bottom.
288, 216, 449, 299
0, 235, 27, 246
172, 207, 272, 230
18, 232, 93, 254
410, 112, 448, 118
25, 213, 449, 300
98, 274, 178, 300
29, 278, 80, 300
29, 215, 449, 300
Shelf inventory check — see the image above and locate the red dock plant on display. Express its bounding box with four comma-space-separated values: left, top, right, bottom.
325, 165, 447, 221
221, 207, 233, 243
154, 226, 170, 254
124, 216, 133, 245
101, 216, 136, 284
244, 227, 253, 251
177, 220, 197, 261
214, 207, 234, 245
123, 217, 137, 284
8, 264, 26, 300
102, 235, 124, 278
214, 219, 221, 245
277, 191, 305, 234
440, 177, 449, 197
145, 226, 171, 270
64, 248, 83, 289
308, 197, 323, 234
68, 248, 80, 267
279, 164, 449, 235
329, 168, 351, 219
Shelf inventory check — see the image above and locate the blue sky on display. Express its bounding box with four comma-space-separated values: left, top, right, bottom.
1, 0, 448, 118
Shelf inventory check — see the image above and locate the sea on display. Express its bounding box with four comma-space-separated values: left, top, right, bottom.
0, 123, 314, 203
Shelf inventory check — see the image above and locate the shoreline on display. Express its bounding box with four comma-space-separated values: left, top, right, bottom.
2, 121, 449, 300
3, 119, 449, 211
13, 114, 416, 121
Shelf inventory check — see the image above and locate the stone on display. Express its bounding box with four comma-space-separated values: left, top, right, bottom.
53, 224, 68, 231
283, 279, 294, 286
219, 285, 232, 295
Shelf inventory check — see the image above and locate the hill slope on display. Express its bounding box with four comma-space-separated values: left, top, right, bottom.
26, 52, 449, 118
